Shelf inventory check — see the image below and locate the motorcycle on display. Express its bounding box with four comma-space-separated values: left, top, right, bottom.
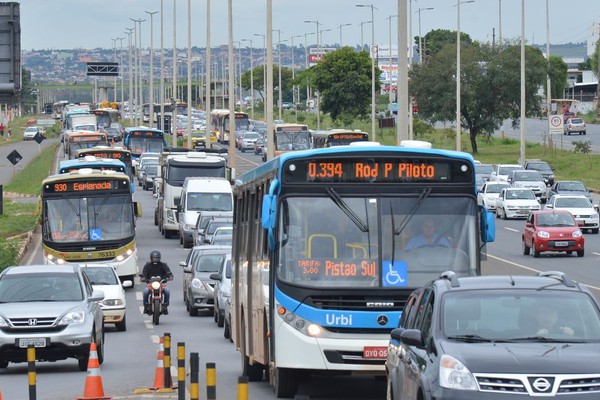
145, 276, 168, 325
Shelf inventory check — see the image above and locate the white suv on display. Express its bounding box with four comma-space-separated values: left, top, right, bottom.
490, 164, 524, 182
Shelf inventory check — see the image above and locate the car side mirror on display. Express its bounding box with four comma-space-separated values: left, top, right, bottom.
399, 329, 424, 347
209, 273, 222, 281
121, 280, 134, 288
546, 204, 553, 208
525, 222, 533, 228
390, 327, 405, 342
89, 289, 105, 302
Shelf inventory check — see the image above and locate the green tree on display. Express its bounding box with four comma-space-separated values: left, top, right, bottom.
241, 65, 294, 103
312, 47, 380, 121
417, 29, 473, 61
548, 55, 568, 100
410, 41, 546, 153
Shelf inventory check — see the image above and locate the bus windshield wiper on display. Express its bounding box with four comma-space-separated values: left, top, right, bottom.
325, 188, 369, 233
393, 188, 431, 236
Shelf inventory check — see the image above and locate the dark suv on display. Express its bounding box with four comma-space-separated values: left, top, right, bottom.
524, 160, 555, 186
385, 271, 600, 399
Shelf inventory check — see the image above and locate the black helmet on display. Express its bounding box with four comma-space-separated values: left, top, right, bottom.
150, 250, 161, 264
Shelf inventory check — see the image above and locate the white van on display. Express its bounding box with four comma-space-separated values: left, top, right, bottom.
178, 177, 233, 248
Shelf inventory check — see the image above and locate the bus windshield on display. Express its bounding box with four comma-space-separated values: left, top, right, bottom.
277, 195, 477, 288
129, 137, 164, 154
43, 194, 134, 242
275, 131, 311, 151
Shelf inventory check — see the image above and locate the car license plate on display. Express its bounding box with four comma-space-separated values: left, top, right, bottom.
18, 338, 47, 348
554, 241, 568, 247
363, 346, 388, 359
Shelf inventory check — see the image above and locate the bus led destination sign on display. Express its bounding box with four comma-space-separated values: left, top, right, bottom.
284, 158, 466, 183
44, 179, 126, 193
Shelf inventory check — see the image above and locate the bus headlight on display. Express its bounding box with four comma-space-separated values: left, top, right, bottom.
115, 247, 135, 262
277, 303, 327, 338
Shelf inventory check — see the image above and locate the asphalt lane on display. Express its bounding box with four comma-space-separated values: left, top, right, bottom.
0, 136, 61, 187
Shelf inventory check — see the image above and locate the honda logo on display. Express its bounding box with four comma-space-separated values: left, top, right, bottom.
28, 319, 38, 326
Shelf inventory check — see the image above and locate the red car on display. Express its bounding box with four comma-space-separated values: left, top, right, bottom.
522, 210, 584, 258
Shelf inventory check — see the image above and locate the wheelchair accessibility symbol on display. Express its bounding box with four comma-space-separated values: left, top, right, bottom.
382, 261, 407, 287
90, 229, 103, 241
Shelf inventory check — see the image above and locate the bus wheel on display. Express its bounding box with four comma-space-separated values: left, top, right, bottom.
273, 367, 298, 398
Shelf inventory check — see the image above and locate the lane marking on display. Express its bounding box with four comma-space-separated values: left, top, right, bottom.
486, 253, 600, 293
505, 227, 520, 232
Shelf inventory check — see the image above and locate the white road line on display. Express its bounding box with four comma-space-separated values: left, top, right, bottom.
25, 233, 42, 265
486, 253, 600, 293
504, 227, 520, 232
592, 252, 600, 256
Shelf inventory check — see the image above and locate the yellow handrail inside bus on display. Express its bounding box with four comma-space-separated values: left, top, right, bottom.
307, 234, 337, 258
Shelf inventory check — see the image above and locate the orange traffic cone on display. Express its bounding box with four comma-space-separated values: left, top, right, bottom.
150, 336, 171, 390
77, 342, 111, 400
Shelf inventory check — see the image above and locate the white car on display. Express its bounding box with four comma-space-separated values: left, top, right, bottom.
496, 188, 541, 219
23, 126, 42, 141
240, 132, 260, 152
490, 164, 524, 182
81, 265, 132, 331
477, 182, 511, 212
545, 194, 600, 234
507, 170, 547, 202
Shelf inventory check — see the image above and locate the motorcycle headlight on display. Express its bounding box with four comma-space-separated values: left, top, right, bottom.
60, 310, 85, 325
439, 354, 477, 391
151, 281, 161, 290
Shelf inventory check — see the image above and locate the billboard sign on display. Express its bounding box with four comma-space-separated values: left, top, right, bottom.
308, 48, 336, 66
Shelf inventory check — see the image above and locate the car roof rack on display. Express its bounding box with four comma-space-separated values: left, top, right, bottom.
439, 271, 460, 287
537, 271, 576, 288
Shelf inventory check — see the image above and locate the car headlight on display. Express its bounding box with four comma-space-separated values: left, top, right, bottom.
191, 278, 203, 288
102, 299, 124, 307
439, 354, 477, 391
573, 230, 583, 238
536, 231, 550, 238
60, 310, 86, 325
0, 316, 8, 327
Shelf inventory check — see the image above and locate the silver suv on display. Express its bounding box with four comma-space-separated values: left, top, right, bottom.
0, 265, 105, 371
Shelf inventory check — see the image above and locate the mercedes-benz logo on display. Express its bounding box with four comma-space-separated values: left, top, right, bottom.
532, 377, 552, 392
28, 318, 38, 326
376, 314, 389, 326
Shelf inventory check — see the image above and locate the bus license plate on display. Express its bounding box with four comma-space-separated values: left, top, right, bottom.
555, 241, 568, 247
363, 346, 388, 359
18, 338, 47, 348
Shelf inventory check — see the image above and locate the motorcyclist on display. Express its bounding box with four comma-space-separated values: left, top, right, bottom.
141, 249, 173, 315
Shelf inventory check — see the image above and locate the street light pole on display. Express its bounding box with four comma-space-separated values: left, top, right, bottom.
241, 39, 254, 119
112, 38, 118, 103
205, 0, 212, 146
398, 0, 409, 142
117, 38, 125, 117
172, 0, 177, 147
520, 0, 526, 165
417, 7, 434, 64
128, 22, 138, 124
274, 29, 283, 121
145, 10, 158, 129
131, 18, 145, 127
253, 33, 266, 111
304, 20, 320, 129
125, 28, 134, 125
386, 15, 397, 104
228, 0, 236, 170
291, 34, 301, 122
357, 4, 377, 141
266, 0, 274, 160
338, 23, 351, 47
186, 0, 192, 149
359, 21, 372, 50
304, 32, 314, 110
456, 0, 474, 151
160, 0, 165, 132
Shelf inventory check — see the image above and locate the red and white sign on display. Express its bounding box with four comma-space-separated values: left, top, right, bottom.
548, 115, 564, 135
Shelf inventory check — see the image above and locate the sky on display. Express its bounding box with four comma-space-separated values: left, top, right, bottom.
21, 0, 600, 51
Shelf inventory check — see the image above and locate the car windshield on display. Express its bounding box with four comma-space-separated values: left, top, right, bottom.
507, 190, 535, 200
194, 254, 225, 273
560, 182, 586, 191
442, 290, 600, 341
555, 197, 592, 208
0, 272, 83, 302
83, 267, 119, 285
486, 184, 510, 194
475, 164, 493, 174
187, 193, 232, 212
528, 162, 552, 172
536, 213, 576, 227
498, 166, 522, 176
243, 133, 259, 139
513, 172, 542, 181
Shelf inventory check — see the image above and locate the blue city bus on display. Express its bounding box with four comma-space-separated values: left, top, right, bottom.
123, 127, 168, 161
59, 157, 133, 194
230, 141, 495, 397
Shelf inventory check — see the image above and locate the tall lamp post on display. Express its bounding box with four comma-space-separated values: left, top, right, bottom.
338, 23, 351, 47
205, 0, 212, 148
274, 29, 283, 121
131, 18, 145, 127
127, 23, 138, 124
171, 0, 177, 148
145, 10, 158, 129
159, 0, 165, 132
357, 3, 377, 141
253, 33, 266, 111
520, 0, 525, 165
303, 32, 315, 111
385, 15, 397, 105
227, 0, 236, 169
455, 0, 474, 151
358, 20, 372, 51
117, 37, 125, 117
241, 39, 254, 119
125, 28, 134, 125
417, 7, 434, 63
186, 0, 192, 149
112, 38, 118, 103
304, 20, 320, 130
291, 34, 302, 122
